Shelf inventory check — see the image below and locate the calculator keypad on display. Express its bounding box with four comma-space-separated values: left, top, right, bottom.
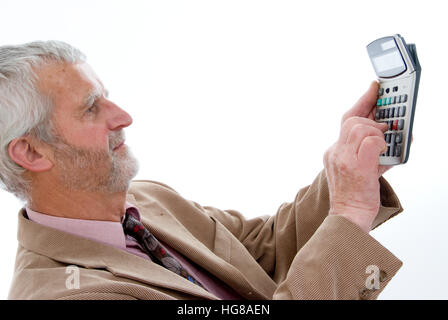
375, 88, 407, 159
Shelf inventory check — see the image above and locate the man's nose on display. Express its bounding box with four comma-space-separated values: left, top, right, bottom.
106, 102, 133, 131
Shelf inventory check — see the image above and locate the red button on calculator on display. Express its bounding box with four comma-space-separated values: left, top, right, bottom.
392, 120, 398, 131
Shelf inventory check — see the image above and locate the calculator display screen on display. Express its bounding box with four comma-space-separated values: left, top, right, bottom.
372, 49, 405, 73
367, 36, 407, 78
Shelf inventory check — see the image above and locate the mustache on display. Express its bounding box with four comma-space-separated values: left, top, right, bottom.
109, 131, 125, 151
49, 130, 126, 153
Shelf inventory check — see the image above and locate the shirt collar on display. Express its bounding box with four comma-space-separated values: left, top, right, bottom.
26, 202, 141, 251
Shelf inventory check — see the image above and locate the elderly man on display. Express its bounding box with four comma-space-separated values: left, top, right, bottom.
1, 41, 402, 300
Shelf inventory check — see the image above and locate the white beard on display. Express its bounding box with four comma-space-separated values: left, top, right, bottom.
51, 131, 139, 193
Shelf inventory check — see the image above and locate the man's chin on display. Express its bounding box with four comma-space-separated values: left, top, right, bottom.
106, 155, 140, 193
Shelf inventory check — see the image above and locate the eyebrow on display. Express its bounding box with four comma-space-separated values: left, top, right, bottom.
82, 88, 109, 108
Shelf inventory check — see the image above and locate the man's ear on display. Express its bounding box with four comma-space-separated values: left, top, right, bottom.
8, 136, 54, 172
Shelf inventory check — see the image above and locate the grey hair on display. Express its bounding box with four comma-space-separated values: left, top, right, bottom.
0, 40, 86, 201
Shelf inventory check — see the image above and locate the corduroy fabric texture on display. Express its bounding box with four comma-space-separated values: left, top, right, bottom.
8, 170, 403, 300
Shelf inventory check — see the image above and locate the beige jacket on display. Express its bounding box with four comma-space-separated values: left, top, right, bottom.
8, 170, 403, 300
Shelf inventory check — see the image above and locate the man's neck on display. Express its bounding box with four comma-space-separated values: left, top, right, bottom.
29, 186, 127, 222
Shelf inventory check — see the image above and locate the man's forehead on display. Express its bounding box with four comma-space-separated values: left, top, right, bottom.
36, 61, 104, 102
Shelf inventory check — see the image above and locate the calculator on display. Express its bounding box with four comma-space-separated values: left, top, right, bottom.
367, 34, 421, 165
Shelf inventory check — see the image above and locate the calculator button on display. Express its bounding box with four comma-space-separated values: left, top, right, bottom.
395, 145, 401, 157
380, 109, 385, 119
376, 110, 381, 120
398, 119, 404, 130
388, 120, 393, 131
401, 94, 408, 103
382, 98, 388, 105
386, 133, 391, 143
397, 95, 402, 103
390, 134, 396, 156
400, 106, 406, 117
391, 147, 396, 157
390, 108, 395, 118
386, 146, 390, 156
391, 96, 396, 104
378, 88, 384, 96
396, 107, 400, 116
385, 108, 390, 118
395, 132, 402, 143
393, 86, 399, 92
377, 99, 382, 106
392, 120, 398, 131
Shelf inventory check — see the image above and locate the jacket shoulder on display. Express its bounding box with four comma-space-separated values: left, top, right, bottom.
128, 180, 179, 196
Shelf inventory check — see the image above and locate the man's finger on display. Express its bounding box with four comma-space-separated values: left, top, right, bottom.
340, 116, 388, 142
346, 124, 386, 154
342, 81, 379, 124
357, 136, 386, 166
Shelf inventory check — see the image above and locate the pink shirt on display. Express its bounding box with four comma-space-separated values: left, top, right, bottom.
26, 203, 242, 300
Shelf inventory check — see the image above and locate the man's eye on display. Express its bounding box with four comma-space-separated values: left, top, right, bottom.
86, 104, 98, 113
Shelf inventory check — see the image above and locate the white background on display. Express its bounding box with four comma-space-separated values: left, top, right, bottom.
1, 0, 446, 299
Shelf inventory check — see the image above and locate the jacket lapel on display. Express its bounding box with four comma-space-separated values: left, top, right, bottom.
126, 194, 275, 299
17, 209, 217, 300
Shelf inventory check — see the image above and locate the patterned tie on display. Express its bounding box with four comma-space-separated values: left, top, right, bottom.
122, 213, 204, 288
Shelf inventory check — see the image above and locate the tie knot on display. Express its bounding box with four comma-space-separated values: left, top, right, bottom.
122, 213, 162, 255
123, 214, 147, 240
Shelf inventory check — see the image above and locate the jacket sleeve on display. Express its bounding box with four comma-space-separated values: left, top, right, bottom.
203, 169, 404, 299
